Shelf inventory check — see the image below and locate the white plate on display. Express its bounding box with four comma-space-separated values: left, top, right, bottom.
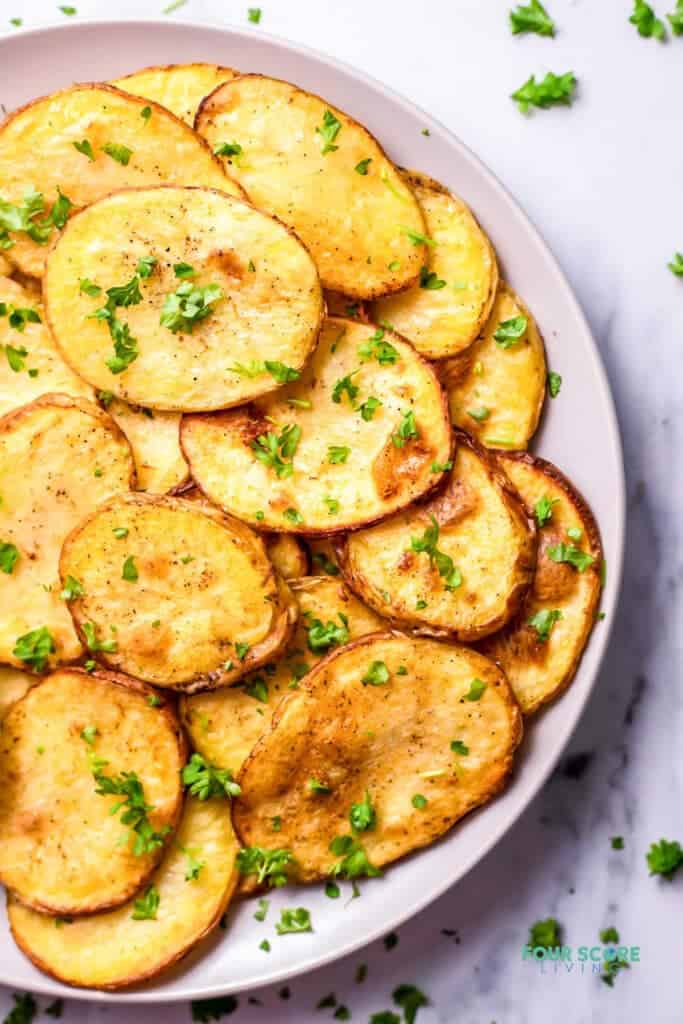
0, 18, 625, 1004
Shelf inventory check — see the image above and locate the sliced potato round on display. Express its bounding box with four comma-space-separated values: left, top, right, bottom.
106, 398, 188, 494
180, 575, 385, 775
373, 171, 498, 359
0, 666, 34, 721
0, 395, 134, 670
439, 283, 546, 450
181, 316, 452, 533
60, 494, 297, 692
45, 186, 324, 411
0, 276, 94, 415
8, 794, 239, 990
265, 534, 309, 580
0, 84, 243, 278
0, 668, 186, 915
337, 431, 536, 641
479, 452, 603, 715
196, 75, 427, 298
113, 63, 237, 124
234, 633, 522, 881
0, 254, 13, 275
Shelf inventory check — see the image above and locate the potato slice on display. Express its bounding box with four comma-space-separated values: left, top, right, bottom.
180, 575, 385, 775
337, 431, 536, 641
45, 186, 324, 411
0, 84, 243, 278
181, 317, 452, 533
113, 63, 237, 124
106, 398, 188, 494
0, 395, 133, 670
373, 171, 498, 359
0, 254, 13, 275
196, 75, 427, 298
265, 534, 309, 580
439, 283, 546, 450
0, 668, 186, 915
0, 666, 34, 721
60, 494, 297, 692
8, 794, 239, 990
234, 633, 521, 882
0, 276, 94, 415
479, 452, 603, 714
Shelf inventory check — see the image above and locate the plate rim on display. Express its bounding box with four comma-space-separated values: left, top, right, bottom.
0, 15, 626, 1004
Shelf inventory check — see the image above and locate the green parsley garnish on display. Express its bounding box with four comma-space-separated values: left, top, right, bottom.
529, 917, 560, 947
611, 836, 624, 849
141, 106, 152, 122
173, 262, 195, 279
431, 460, 453, 474
254, 897, 269, 921
392, 408, 420, 448
410, 514, 462, 591
59, 5, 77, 13
548, 370, 562, 397
112, 526, 128, 539
358, 395, 382, 421
419, 266, 446, 290
393, 984, 429, 1024
308, 778, 332, 795
668, 0, 683, 32
72, 138, 95, 161
547, 542, 595, 572
82, 621, 117, 654
0, 304, 40, 332
244, 674, 268, 702
131, 884, 159, 920
328, 445, 350, 464
361, 661, 390, 687
182, 752, 241, 800
265, 360, 300, 383
464, 678, 486, 701
646, 838, 683, 879
160, 281, 223, 334
13, 626, 55, 671
325, 881, 340, 899
316, 110, 342, 155
0, 540, 19, 574
509, 0, 555, 36
0, 187, 72, 249
358, 327, 399, 365
122, 555, 138, 582
411, 794, 427, 809
59, 575, 83, 601
329, 834, 381, 880
80, 278, 101, 297
527, 607, 562, 642
102, 142, 133, 166
284, 507, 304, 525
251, 423, 301, 478
80, 725, 98, 745
355, 158, 372, 175
183, 847, 205, 882
494, 315, 527, 348
668, 251, 683, 275
512, 72, 577, 114
276, 906, 313, 934
92, 766, 169, 856
629, 0, 667, 38
332, 372, 359, 405
248, 7, 262, 23
3, 994, 37, 1024
600, 926, 620, 944
467, 406, 490, 422
534, 494, 558, 527
236, 846, 295, 887
400, 226, 436, 247
602, 957, 630, 988
312, 552, 340, 576
451, 739, 469, 756
306, 612, 349, 653
190, 997, 239, 1022
323, 496, 339, 515
4, 344, 28, 372
350, 790, 376, 832
235, 641, 250, 661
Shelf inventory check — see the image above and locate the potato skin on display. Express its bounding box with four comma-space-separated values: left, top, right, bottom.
337, 430, 537, 641
0, 667, 186, 916
479, 451, 603, 715
234, 631, 522, 882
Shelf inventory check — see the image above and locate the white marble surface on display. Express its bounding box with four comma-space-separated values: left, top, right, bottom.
1, 1, 682, 1021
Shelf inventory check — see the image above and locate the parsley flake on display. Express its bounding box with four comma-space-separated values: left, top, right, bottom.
13, 626, 55, 671
236, 846, 295, 887
629, 0, 667, 38
464, 678, 486, 701
361, 661, 390, 687
316, 110, 342, 155
509, 0, 555, 36
410, 515, 462, 590
527, 607, 562, 642
276, 906, 313, 934
512, 72, 577, 114
102, 142, 133, 166
494, 315, 527, 348
182, 753, 241, 800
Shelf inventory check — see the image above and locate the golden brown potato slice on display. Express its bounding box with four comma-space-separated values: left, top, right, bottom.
105, 398, 189, 494
60, 494, 297, 692
113, 63, 237, 124
196, 75, 427, 298
180, 575, 385, 775
234, 633, 522, 882
0, 84, 243, 278
439, 283, 546, 450
0, 666, 34, 721
337, 431, 536, 642
0, 668, 186, 916
0, 254, 13, 275
181, 317, 452, 534
0, 276, 94, 414
264, 534, 309, 579
8, 794, 239, 990
479, 452, 603, 715
373, 171, 498, 359
0, 395, 134, 670
45, 186, 324, 412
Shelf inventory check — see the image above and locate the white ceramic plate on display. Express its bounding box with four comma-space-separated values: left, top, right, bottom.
0, 18, 625, 1004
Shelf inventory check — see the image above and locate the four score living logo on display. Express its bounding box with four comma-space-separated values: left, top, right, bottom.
522, 941, 641, 978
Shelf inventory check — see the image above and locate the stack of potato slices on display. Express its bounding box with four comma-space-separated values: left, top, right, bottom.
0, 64, 603, 990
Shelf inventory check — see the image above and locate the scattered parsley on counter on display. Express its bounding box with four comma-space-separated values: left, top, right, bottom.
529, 917, 561, 947
548, 370, 562, 397
3, 994, 37, 1024
510, 0, 555, 35
248, 7, 262, 23
393, 984, 428, 1024
317, 992, 337, 1009
611, 835, 624, 850
190, 995, 239, 1021
668, 1, 683, 32
369, 1014, 400, 1024
316, 110, 342, 155
600, 926, 620, 943
59, 6, 77, 14
182, 753, 241, 800
629, 0, 667, 38
254, 898, 269, 921
511, 72, 576, 114
276, 906, 313, 934
236, 846, 295, 887
646, 838, 683, 879
325, 881, 340, 899
602, 956, 630, 987
668, 251, 683, 275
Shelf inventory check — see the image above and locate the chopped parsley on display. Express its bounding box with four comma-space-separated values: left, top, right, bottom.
527, 607, 562, 642
358, 396, 382, 421
350, 790, 376, 832
265, 360, 300, 383
244, 675, 268, 702
73, 138, 95, 161
358, 327, 399, 365
4, 344, 28, 372
355, 158, 372, 175
59, 576, 84, 603
451, 739, 469, 755
284, 507, 304, 525
467, 406, 490, 423
529, 917, 560, 947
112, 526, 128, 539
668, 251, 683, 275
141, 106, 152, 122
174, 262, 195, 279
411, 794, 427, 809
160, 281, 223, 334
600, 926, 620, 944
325, 881, 340, 899
0, 540, 19, 574
80, 725, 98, 745
646, 838, 683, 879
89, 273, 143, 374
547, 542, 595, 572
13, 626, 55, 671
190, 996, 239, 1022
131, 884, 159, 920
400, 226, 436, 248
236, 846, 295, 887
493, 315, 527, 348
393, 984, 428, 1024
316, 110, 342, 155
431, 460, 453, 474
0, 186, 73, 249
92, 766, 169, 855
82, 621, 117, 653
254, 898, 269, 921
329, 834, 381, 880
235, 641, 250, 661
669, 0, 683, 32
328, 445, 350, 464
534, 495, 558, 527
629, 0, 667, 38
332, 372, 359, 405
3, 994, 37, 1024
419, 266, 446, 290
122, 555, 138, 582
509, 0, 555, 36
306, 612, 349, 653
251, 423, 301, 478
182, 753, 241, 799
102, 142, 133, 166
276, 906, 313, 934
213, 141, 243, 163
183, 847, 205, 882
392, 409, 420, 448
512, 72, 577, 114
602, 957, 630, 987
464, 677, 486, 701
80, 278, 101, 297
308, 778, 332, 795
248, 7, 262, 23
323, 497, 339, 515
0, 304, 40, 332
361, 660, 390, 686
611, 836, 624, 850
410, 514, 462, 590
548, 370, 562, 397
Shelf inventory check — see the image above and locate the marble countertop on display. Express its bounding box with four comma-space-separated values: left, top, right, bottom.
1, 1, 681, 1021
